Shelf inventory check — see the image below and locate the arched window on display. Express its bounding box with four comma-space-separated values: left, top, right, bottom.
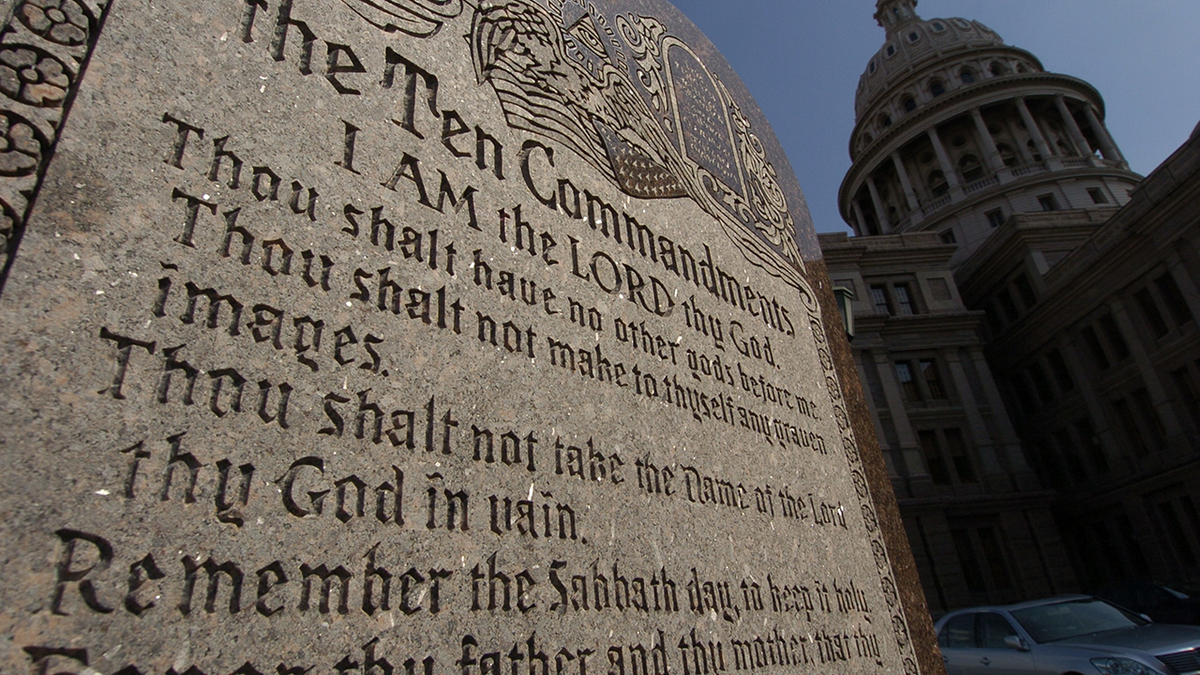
989, 61, 1008, 77
869, 60, 877, 74
960, 68, 975, 84
887, 44, 896, 57
931, 21, 946, 32
928, 170, 949, 198
959, 154, 983, 182
1026, 140, 1043, 162
930, 79, 946, 97
1016, 63, 1029, 74
908, 32, 920, 43
879, 113, 892, 129
996, 143, 1018, 167
863, 132, 874, 146
903, 97, 917, 113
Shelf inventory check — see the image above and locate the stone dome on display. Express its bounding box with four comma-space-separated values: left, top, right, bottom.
855, 0, 1008, 120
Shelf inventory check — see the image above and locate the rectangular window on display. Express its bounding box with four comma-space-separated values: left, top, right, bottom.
1047, 349, 1075, 391
1054, 429, 1087, 481
1135, 288, 1169, 338
940, 229, 957, 244
944, 428, 976, 483
996, 288, 1019, 322
1132, 387, 1166, 448
1171, 367, 1200, 426
1080, 326, 1111, 369
870, 284, 891, 315
1028, 363, 1055, 404
920, 359, 947, 399
1155, 272, 1194, 326
919, 429, 951, 485
1180, 497, 1200, 561
1013, 274, 1037, 309
984, 303, 1003, 334
1112, 397, 1147, 457
1157, 500, 1198, 567
1098, 313, 1131, 360
1092, 521, 1128, 580
986, 208, 1005, 228
1115, 515, 1151, 577
1037, 194, 1058, 211
894, 283, 917, 315
1035, 439, 1068, 489
951, 529, 989, 595
1087, 187, 1109, 204
1075, 418, 1108, 473
1009, 375, 1035, 416
977, 528, 1014, 590
895, 360, 921, 401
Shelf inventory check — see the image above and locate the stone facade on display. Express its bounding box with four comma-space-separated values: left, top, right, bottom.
956, 131, 1200, 591
826, 0, 1200, 613
821, 231, 1077, 614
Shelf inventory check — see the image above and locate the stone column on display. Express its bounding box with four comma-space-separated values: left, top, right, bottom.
872, 351, 932, 494
856, 358, 905, 487
1017, 97, 1053, 159
1108, 298, 1186, 445
927, 126, 963, 198
891, 152, 922, 222
1055, 94, 1094, 159
1057, 335, 1125, 472
1004, 108, 1036, 164
866, 174, 891, 232
1083, 104, 1126, 164
971, 107, 1010, 180
967, 347, 1035, 487
1165, 251, 1200, 320
942, 351, 1004, 483
850, 200, 869, 236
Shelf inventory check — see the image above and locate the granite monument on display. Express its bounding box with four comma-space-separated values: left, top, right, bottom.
0, 0, 940, 673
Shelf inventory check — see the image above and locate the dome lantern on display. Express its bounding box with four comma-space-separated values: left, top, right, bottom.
875, 0, 920, 34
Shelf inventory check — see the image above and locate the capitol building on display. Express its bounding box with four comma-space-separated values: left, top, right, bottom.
821, 0, 1200, 613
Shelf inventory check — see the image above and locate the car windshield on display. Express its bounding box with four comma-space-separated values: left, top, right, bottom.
1163, 586, 1191, 601
1011, 599, 1149, 643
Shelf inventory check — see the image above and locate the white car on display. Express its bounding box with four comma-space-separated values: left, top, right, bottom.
933, 595, 1200, 675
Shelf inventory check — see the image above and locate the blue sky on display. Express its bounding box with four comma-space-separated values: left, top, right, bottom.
668, 0, 1200, 233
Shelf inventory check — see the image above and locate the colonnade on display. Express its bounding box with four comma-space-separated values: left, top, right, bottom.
850, 95, 1126, 235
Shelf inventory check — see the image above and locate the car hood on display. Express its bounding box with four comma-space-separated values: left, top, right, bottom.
1055, 624, 1200, 654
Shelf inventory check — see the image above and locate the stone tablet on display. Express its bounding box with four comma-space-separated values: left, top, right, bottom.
0, 1, 936, 674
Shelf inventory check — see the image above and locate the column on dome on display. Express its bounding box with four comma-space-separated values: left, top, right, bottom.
891, 152, 922, 223
970, 106, 1012, 182
1002, 106, 1036, 164
927, 126, 963, 198
1083, 104, 1126, 164
851, 200, 870, 237
1055, 94, 1095, 159
866, 173, 892, 232
1016, 97, 1055, 166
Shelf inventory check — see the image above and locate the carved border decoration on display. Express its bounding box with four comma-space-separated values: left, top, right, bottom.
0, 0, 113, 297
798, 284, 921, 674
